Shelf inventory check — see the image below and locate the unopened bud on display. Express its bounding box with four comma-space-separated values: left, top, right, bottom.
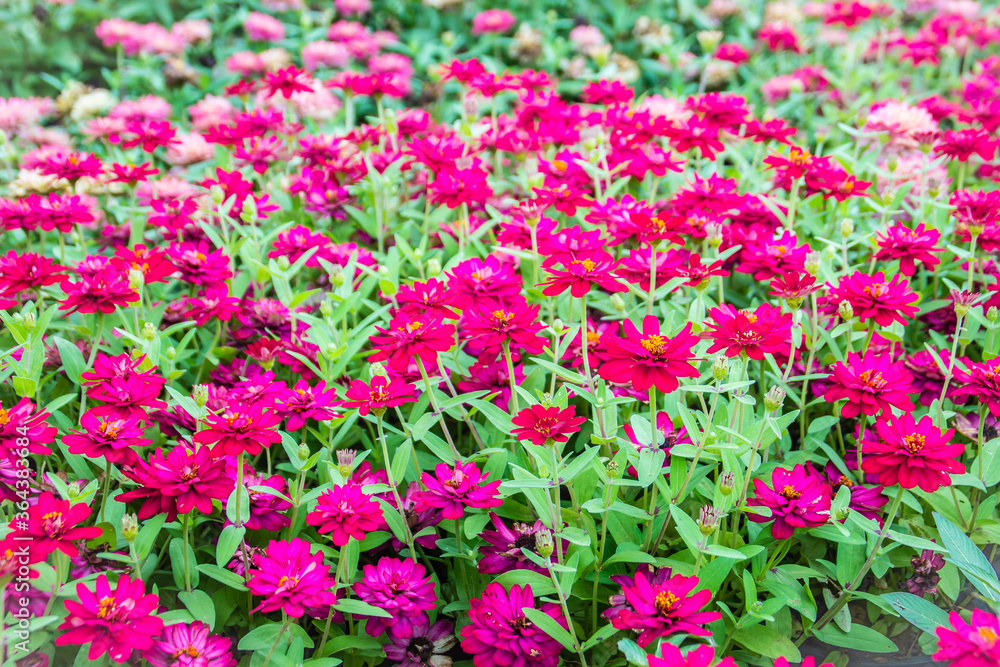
320, 299, 333, 318
720, 471, 736, 495
838, 300, 854, 320
141, 322, 157, 342
534, 529, 554, 558
297, 443, 310, 461
610, 293, 626, 312
886, 154, 899, 172
370, 361, 388, 378
192, 384, 209, 407
552, 318, 565, 333
377, 265, 389, 277
330, 265, 346, 287
697, 30, 723, 53
989, 306, 998, 323
427, 258, 441, 277
805, 251, 822, 276
324, 343, 339, 359
121, 513, 139, 542
336, 449, 356, 476
764, 386, 786, 412
210, 185, 225, 205
698, 506, 721, 535
712, 355, 729, 381
840, 218, 854, 238
22, 312, 36, 332
835, 506, 851, 521
277, 255, 291, 271
128, 268, 145, 291
706, 222, 723, 249
164, 346, 177, 361
606, 460, 621, 479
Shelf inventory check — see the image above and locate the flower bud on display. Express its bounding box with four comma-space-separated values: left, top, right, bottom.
319, 299, 333, 318
552, 318, 565, 333
706, 222, 723, 249
712, 355, 729, 381
164, 346, 177, 361
427, 258, 441, 277
298, 443, 310, 461
840, 218, 854, 238
805, 251, 822, 276
698, 506, 721, 535
534, 529, 554, 558
128, 267, 145, 292
330, 265, 346, 287
121, 513, 139, 542
277, 255, 291, 271
192, 384, 209, 407
886, 154, 899, 173
22, 312, 36, 332
210, 185, 225, 205
141, 322, 157, 342
606, 460, 621, 479
610, 293, 626, 312
838, 300, 854, 320
697, 30, 723, 52
989, 306, 998, 323
764, 386, 786, 412
370, 361, 388, 378
441, 30, 455, 46
377, 265, 389, 277
719, 471, 736, 495
336, 449, 356, 477
835, 506, 851, 521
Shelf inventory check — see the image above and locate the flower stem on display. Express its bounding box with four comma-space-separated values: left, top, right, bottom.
376, 414, 417, 557
416, 357, 460, 459
501, 341, 520, 416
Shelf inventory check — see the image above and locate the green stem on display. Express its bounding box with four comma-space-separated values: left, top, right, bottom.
376, 414, 417, 556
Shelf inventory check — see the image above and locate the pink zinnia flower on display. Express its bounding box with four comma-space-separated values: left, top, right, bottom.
828, 271, 920, 327
477, 513, 561, 575
369, 313, 456, 372
56, 574, 164, 663
8, 491, 102, 558
471, 9, 516, 35
63, 411, 150, 466
462, 298, 547, 362
353, 557, 438, 638
824, 352, 915, 418
143, 621, 236, 667
952, 359, 1000, 417
599, 316, 700, 393
538, 251, 628, 297
748, 465, 831, 539
511, 404, 586, 445
934, 609, 1000, 667
59, 268, 140, 314
248, 538, 337, 617
703, 303, 792, 360
306, 484, 384, 546
874, 222, 944, 276
193, 400, 283, 456
649, 644, 737, 667
607, 569, 721, 647
461, 583, 567, 667
277, 379, 340, 430
342, 376, 417, 417
117, 446, 234, 522
414, 461, 502, 520
863, 414, 966, 492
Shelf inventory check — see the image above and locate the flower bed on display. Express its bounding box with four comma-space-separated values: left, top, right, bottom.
5, 1, 1000, 667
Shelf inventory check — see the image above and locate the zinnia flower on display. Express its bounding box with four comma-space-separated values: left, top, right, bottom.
8, 491, 102, 558
747, 465, 831, 539
649, 644, 737, 667
369, 313, 456, 372
952, 359, 1000, 417
703, 303, 792, 360
414, 461, 502, 520
874, 222, 944, 276
59, 267, 140, 314
306, 484, 384, 546
824, 352, 915, 418
342, 375, 417, 416
827, 271, 920, 327
461, 583, 567, 667
607, 569, 721, 647
117, 446, 234, 522
142, 621, 236, 667
247, 538, 337, 617
862, 414, 966, 492
477, 513, 561, 575
934, 609, 1000, 667
511, 404, 586, 445
63, 411, 150, 466
599, 316, 700, 393
56, 574, 164, 663
353, 557, 438, 638
193, 400, 283, 456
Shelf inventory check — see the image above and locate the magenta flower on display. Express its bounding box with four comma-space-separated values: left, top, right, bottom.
240, 471, 293, 532
952, 358, 1000, 417
511, 404, 586, 445
414, 461, 502, 520
369, 313, 456, 372
117, 446, 234, 522
143, 621, 236, 667
87, 374, 168, 421
863, 414, 966, 492
8, 492, 102, 559
828, 271, 920, 327
277, 379, 340, 430
703, 303, 792, 360
461, 583, 567, 667
193, 400, 283, 456
747, 465, 831, 539
59, 267, 140, 314
477, 512, 561, 575
247, 538, 337, 617
607, 569, 721, 647
649, 644, 737, 667
63, 411, 150, 466
353, 557, 438, 638
934, 609, 1000, 667
0, 396, 56, 458
824, 352, 915, 418
598, 316, 700, 393
384, 620, 457, 667
306, 484, 384, 546
56, 574, 164, 663
342, 376, 417, 417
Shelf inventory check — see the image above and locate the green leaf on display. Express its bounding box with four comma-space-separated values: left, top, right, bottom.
732, 625, 801, 661
493, 570, 556, 596
934, 512, 1000, 603
617, 638, 648, 666
179, 590, 216, 630
333, 599, 393, 618
522, 607, 576, 651
196, 564, 248, 591
134, 513, 166, 561
881, 592, 951, 634
814, 623, 898, 653
216, 525, 246, 568
239, 623, 286, 650
53, 337, 86, 383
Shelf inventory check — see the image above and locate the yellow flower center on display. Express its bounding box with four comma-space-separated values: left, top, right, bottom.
654, 590, 680, 615
641, 335, 667, 355
781, 485, 801, 499
97, 597, 117, 619
903, 433, 925, 454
